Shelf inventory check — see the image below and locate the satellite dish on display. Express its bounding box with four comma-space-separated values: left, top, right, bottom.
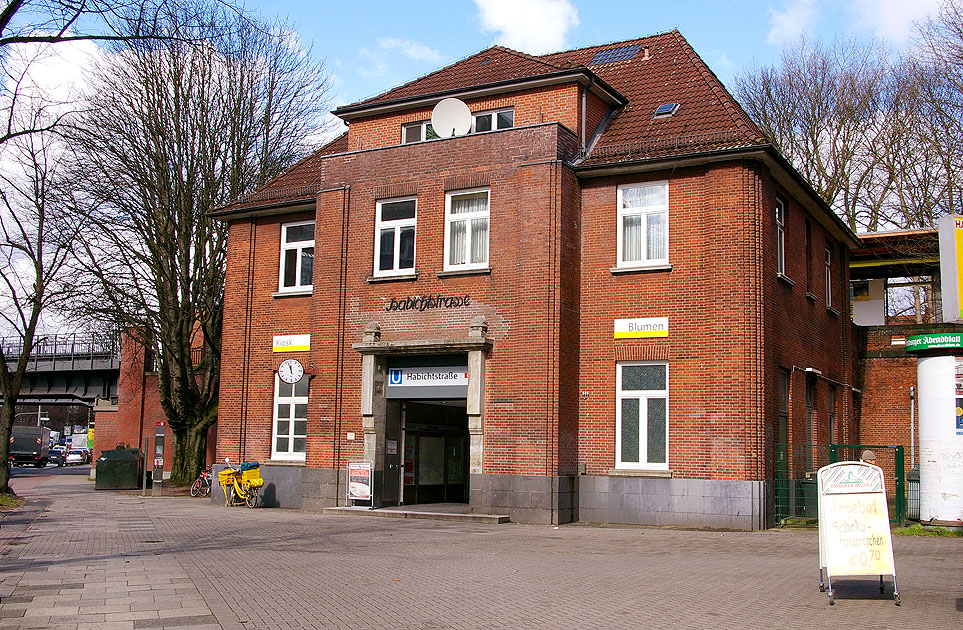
431, 98, 472, 138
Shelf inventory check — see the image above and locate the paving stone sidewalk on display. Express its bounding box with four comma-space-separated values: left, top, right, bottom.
2, 471, 961, 629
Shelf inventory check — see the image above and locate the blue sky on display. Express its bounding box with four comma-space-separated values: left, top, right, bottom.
244, 0, 945, 120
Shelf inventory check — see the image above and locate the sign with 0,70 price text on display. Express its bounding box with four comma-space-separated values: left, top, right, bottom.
818, 462, 896, 578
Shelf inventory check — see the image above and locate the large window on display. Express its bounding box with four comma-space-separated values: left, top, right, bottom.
402, 121, 439, 144
445, 189, 489, 271
617, 182, 668, 268
776, 198, 786, 276
473, 108, 514, 132
616, 362, 668, 469
279, 222, 314, 293
272, 375, 308, 461
374, 197, 416, 277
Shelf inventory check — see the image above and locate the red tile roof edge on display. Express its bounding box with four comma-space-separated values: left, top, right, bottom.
336, 45, 571, 115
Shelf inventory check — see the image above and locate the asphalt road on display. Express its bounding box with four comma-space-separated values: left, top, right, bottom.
1, 469, 961, 629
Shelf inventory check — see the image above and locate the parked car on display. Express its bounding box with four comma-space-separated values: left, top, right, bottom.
65, 450, 86, 465
50, 446, 67, 467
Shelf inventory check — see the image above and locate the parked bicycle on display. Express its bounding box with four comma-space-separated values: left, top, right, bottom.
190, 465, 212, 497
218, 458, 264, 508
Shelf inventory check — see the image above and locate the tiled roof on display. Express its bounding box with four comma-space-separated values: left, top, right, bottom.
219, 30, 768, 213
335, 30, 765, 165
335, 47, 575, 114
213, 133, 349, 214
558, 30, 766, 164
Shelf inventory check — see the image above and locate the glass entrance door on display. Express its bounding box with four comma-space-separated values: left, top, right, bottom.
403, 430, 467, 504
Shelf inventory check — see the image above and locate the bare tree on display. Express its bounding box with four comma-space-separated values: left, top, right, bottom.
66, 4, 330, 484
913, 0, 963, 220
0, 130, 82, 492
0, 1, 239, 496
735, 36, 895, 231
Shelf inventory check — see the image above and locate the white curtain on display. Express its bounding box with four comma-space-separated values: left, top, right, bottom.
470, 218, 488, 263
623, 214, 641, 262
646, 211, 667, 260
449, 220, 466, 265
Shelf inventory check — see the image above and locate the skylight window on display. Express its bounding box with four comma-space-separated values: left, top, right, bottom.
588, 44, 642, 66
653, 103, 680, 118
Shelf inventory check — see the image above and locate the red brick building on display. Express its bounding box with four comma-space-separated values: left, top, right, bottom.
211, 30, 860, 528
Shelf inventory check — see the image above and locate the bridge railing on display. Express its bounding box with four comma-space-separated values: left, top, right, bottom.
1, 332, 121, 369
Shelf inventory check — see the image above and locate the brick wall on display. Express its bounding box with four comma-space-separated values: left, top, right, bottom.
346, 85, 581, 151
219, 124, 583, 476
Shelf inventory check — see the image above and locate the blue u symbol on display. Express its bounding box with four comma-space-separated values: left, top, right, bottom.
389, 369, 403, 385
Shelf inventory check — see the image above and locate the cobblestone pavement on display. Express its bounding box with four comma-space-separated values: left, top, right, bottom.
2, 471, 961, 629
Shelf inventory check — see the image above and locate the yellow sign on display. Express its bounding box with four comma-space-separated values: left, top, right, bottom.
955, 217, 963, 319
614, 317, 668, 339
272, 334, 310, 352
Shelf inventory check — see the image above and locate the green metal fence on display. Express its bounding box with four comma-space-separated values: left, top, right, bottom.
774, 443, 905, 526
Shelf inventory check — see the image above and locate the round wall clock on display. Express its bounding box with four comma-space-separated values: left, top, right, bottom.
278, 358, 304, 384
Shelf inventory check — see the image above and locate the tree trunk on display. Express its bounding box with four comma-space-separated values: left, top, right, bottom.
169, 423, 208, 486
0, 401, 14, 493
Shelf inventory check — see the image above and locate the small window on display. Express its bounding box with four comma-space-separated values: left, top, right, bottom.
444, 189, 489, 271
374, 197, 416, 277
473, 108, 513, 133
617, 181, 668, 268
402, 121, 439, 144
616, 362, 668, 469
775, 198, 786, 276
272, 374, 308, 461
279, 221, 314, 292
653, 103, 679, 118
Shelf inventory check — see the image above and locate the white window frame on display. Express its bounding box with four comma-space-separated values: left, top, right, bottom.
776, 198, 786, 276
444, 188, 490, 271
472, 108, 514, 133
615, 361, 669, 470
373, 197, 417, 277
616, 181, 669, 269
271, 374, 307, 461
401, 121, 438, 144
278, 221, 314, 293
824, 246, 833, 308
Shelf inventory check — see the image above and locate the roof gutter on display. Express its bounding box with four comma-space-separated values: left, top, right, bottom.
575, 144, 861, 249
333, 70, 626, 121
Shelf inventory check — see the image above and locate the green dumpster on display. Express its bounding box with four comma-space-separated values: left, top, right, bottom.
95, 448, 144, 490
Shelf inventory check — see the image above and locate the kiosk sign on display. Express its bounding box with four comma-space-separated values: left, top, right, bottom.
347, 461, 372, 502
817, 461, 900, 605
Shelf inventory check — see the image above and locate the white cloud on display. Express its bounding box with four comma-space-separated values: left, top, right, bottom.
475, 0, 579, 54
378, 38, 444, 64
850, 0, 944, 44
356, 38, 444, 79
767, 0, 818, 45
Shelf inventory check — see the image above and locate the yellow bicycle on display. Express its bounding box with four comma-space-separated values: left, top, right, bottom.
219, 459, 264, 508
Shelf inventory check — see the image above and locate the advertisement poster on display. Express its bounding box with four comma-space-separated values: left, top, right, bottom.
347, 462, 372, 501
818, 462, 896, 578
956, 357, 963, 435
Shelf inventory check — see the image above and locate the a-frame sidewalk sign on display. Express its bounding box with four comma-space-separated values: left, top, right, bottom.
817, 461, 900, 606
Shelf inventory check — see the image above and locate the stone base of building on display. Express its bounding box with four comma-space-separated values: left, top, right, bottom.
212, 466, 768, 530
578, 476, 769, 530
469, 473, 578, 525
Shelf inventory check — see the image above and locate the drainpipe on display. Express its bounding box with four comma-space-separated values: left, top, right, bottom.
909, 386, 915, 469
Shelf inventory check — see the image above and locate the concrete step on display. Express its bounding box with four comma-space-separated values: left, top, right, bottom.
323, 506, 510, 524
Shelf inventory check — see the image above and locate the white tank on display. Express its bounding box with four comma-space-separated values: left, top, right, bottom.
916, 355, 963, 523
